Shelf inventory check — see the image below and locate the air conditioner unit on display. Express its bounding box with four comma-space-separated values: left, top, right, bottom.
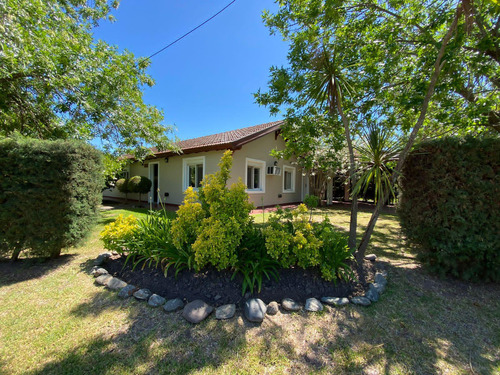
267, 166, 281, 176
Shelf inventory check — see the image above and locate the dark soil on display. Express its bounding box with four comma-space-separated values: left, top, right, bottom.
104, 256, 375, 307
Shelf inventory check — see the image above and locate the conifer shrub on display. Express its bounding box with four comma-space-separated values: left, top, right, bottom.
399, 136, 500, 281
192, 150, 254, 270
0, 137, 102, 259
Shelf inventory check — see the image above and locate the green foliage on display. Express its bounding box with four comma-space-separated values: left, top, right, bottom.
192, 150, 254, 270
121, 211, 178, 272
399, 137, 500, 282
0, 137, 102, 259
264, 205, 322, 268
304, 195, 320, 209
127, 176, 152, 195
0, 0, 175, 155
263, 205, 352, 281
232, 225, 280, 295
315, 218, 354, 282
170, 187, 205, 252
100, 214, 138, 253
116, 178, 130, 194
102, 154, 128, 190
304, 194, 320, 220
102, 204, 194, 277
127, 175, 152, 205
257, 1, 499, 139
353, 125, 403, 203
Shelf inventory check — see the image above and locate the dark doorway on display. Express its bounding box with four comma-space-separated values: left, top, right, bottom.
152, 163, 159, 203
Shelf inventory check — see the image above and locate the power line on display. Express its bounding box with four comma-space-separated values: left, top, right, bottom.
139, 0, 237, 65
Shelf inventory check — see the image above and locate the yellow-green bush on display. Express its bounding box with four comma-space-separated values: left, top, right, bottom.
192, 151, 254, 270
264, 205, 351, 281
170, 187, 205, 251
264, 204, 322, 268
100, 214, 138, 253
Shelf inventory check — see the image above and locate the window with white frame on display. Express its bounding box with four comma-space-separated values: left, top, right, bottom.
182, 156, 205, 191
245, 158, 265, 193
283, 165, 296, 193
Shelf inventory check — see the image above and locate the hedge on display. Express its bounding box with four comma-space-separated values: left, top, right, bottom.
0, 137, 102, 259
399, 136, 500, 282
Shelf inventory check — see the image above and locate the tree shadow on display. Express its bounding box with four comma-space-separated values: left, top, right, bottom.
0, 254, 76, 288
24, 260, 500, 375
29, 287, 295, 375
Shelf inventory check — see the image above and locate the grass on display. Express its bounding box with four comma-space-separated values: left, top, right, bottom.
0, 204, 498, 374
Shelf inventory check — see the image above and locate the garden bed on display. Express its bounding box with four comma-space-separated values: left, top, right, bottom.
105, 255, 375, 306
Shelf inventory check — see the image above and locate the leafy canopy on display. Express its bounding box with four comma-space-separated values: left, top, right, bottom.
0, 0, 175, 155
257, 0, 499, 138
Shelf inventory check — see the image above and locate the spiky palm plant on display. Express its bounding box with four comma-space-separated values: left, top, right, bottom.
353, 125, 403, 204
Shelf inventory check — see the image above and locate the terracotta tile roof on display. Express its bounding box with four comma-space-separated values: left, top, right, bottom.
152, 120, 283, 157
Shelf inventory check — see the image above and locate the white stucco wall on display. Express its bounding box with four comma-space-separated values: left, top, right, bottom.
103, 131, 303, 207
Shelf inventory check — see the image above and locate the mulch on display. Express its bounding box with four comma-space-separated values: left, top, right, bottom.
104, 255, 375, 307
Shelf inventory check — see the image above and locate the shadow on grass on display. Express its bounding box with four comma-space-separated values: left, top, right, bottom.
0, 254, 76, 288
28, 287, 295, 375
19, 204, 500, 374
28, 261, 500, 375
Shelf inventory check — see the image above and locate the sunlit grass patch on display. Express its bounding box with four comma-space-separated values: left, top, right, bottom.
0, 204, 498, 375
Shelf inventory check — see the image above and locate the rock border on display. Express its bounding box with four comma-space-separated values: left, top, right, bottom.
90, 252, 388, 324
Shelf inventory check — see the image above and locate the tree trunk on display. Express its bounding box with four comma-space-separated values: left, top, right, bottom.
355, 4, 463, 263
333, 93, 358, 252
11, 247, 22, 261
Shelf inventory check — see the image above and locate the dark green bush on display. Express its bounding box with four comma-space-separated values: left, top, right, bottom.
399, 136, 500, 282
116, 178, 130, 200
0, 137, 102, 259
128, 175, 152, 204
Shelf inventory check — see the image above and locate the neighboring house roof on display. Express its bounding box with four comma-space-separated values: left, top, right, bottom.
150, 120, 283, 158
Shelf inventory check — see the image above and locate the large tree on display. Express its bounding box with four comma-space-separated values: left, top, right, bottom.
0, 0, 175, 155
256, 0, 483, 260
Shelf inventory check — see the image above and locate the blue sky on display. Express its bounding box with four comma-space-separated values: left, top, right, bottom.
92, 0, 289, 141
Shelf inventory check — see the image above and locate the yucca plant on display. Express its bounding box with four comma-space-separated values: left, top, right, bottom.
352, 125, 404, 204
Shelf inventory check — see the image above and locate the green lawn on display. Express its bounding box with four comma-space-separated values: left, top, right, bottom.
0, 204, 498, 374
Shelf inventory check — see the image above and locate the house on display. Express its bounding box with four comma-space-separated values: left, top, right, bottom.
103, 121, 309, 208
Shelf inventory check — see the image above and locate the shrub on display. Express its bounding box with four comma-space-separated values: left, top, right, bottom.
100, 214, 138, 253
264, 205, 322, 268
120, 211, 185, 273
127, 175, 152, 204
192, 150, 254, 270
399, 136, 500, 282
304, 194, 320, 220
0, 137, 102, 260
315, 218, 354, 282
263, 205, 352, 282
116, 178, 130, 200
170, 187, 205, 252
232, 224, 280, 295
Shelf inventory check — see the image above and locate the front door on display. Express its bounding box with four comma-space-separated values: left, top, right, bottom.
150, 163, 159, 204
